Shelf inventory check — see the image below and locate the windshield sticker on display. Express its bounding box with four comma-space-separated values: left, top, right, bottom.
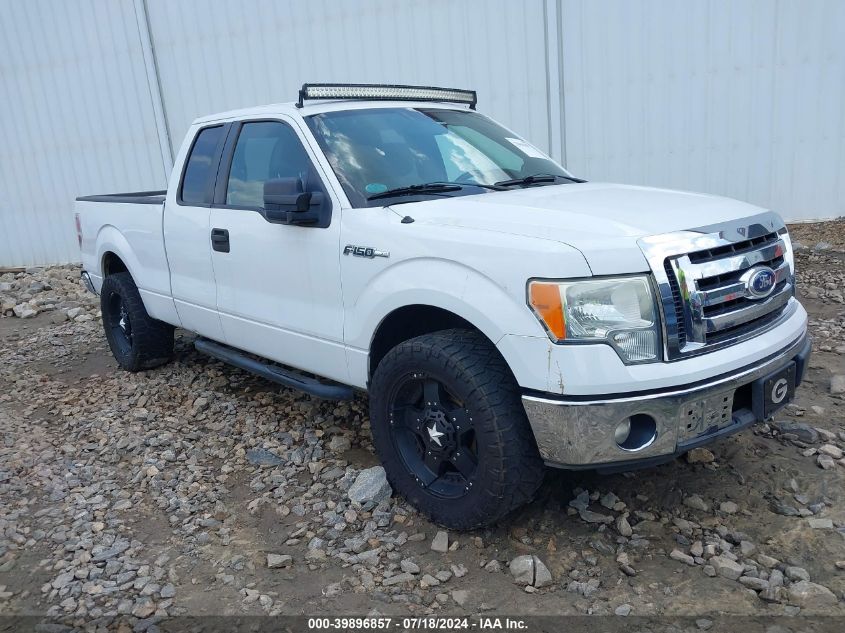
365, 183, 388, 194
505, 137, 548, 160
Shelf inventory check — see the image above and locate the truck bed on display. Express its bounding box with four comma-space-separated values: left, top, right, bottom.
75, 190, 166, 205
75, 191, 176, 324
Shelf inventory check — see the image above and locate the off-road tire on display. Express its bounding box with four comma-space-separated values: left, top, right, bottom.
100, 272, 174, 372
369, 328, 545, 529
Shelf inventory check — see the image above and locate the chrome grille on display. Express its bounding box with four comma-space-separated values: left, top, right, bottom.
639, 212, 797, 360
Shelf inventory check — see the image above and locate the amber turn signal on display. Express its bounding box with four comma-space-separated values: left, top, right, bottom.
528, 281, 566, 340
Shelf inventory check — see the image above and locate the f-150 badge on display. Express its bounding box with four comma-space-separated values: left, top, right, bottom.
343, 245, 389, 258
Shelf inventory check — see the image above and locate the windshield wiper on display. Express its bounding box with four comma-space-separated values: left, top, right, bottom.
366, 181, 504, 201
494, 173, 585, 188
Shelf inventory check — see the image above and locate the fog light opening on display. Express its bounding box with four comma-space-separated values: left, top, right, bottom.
615, 414, 657, 452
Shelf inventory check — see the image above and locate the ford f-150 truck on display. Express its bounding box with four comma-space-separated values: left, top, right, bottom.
75, 83, 810, 529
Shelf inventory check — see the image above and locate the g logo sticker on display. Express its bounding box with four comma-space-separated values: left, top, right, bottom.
771, 378, 788, 404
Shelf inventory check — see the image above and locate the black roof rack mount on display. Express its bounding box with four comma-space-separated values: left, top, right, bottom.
296, 83, 477, 109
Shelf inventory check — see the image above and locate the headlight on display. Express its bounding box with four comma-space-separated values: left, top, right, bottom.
528, 276, 661, 363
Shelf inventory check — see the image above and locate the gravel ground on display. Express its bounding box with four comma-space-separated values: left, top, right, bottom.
0, 220, 844, 630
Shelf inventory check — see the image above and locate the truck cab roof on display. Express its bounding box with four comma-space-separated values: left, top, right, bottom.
192, 99, 471, 125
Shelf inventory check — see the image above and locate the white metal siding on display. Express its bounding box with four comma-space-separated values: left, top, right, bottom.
1, 0, 843, 266
560, 0, 845, 221
0, 0, 166, 267
144, 0, 552, 161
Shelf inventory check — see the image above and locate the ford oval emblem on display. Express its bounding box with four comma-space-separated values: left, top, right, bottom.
742, 266, 776, 299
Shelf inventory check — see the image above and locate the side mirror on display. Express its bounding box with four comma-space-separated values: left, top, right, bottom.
263, 178, 323, 225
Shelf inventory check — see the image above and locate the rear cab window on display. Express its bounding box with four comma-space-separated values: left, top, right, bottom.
179, 125, 225, 204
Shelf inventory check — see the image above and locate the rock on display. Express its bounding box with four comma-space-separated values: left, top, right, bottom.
533, 558, 552, 588
484, 560, 501, 572
759, 585, 782, 603
267, 554, 293, 568
566, 578, 601, 598
616, 514, 633, 537
683, 494, 710, 512
246, 448, 284, 466
830, 375, 845, 395
13, 303, 38, 318
786, 566, 810, 582
600, 492, 620, 509
770, 500, 801, 516
451, 589, 469, 606
400, 559, 420, 574
703, 565, 716, 577
719, 501, 739, 514
509, 555, 535, 586
328, 435, 351, 452
739, 541, 756, 556
772, 421, 819, 443
160, 583, 175, 598
131, 597, 156, 618
670, 549, 696, 566
579, 509, 613, 524
817, 454, 836, 470
819, 444, 844, 459
52, 572, 75, 589
451, 563, 468, 578
92, 541, 129, 562
807, 518, 833, 529
787, 580, 838, 608
686, 448, 715, 464
614, 603, 632, 616
696, 618, 713, 630
348, 466, 392, 507
709, 555, 744, 580
739, 576, 769, 591
420, 574, 440, 588
508, 555, 552, 588
431, 530, 449, 553
757, 554, 780, 568
382, 572, 415, 586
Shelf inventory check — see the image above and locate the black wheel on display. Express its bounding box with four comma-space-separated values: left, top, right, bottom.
369, 329, 545, 529
100, 272, 174, 372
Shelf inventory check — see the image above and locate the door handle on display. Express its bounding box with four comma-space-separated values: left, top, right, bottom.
211, 228, 230, 253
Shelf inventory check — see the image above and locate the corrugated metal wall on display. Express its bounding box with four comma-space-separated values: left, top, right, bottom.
1, 0, 843, 266
560, 0, 845, 221
0, 0, 167, 266
144, 0, 552, 161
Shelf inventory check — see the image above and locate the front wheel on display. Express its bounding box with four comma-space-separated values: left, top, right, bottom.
369, 329, 544, 529
100, 272, 174, 371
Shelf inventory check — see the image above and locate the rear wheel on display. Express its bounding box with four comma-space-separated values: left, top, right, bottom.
100, 272, 174, 371
369, 329, 544, 529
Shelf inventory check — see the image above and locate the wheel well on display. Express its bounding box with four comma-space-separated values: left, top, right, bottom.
102, 252, 128, 277
369, 305, 484, 379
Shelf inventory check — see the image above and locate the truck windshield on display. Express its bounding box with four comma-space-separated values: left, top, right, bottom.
305, 108, 575, 207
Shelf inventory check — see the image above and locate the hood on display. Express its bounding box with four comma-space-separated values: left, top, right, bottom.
394, 182, 770, 275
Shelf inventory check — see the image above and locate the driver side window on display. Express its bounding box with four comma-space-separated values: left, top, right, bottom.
226, 121, 314, 208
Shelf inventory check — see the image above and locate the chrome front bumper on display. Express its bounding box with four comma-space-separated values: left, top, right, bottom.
522, 332, 811, 470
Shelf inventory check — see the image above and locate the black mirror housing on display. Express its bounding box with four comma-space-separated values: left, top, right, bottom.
263, 178, 323, 225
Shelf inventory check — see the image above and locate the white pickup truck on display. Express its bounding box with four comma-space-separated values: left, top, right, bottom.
76, 84, 810, 529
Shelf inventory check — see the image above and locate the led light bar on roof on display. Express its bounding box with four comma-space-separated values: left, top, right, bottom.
296, 83, 477, 109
